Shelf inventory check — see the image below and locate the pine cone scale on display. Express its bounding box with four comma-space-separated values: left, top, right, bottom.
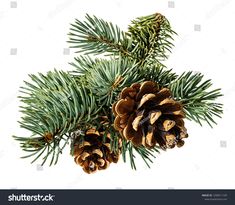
144, 125, 156, 148
120, 87, 137, 99
154, 88, 171, 103
136, 81, 159, 101
92, 149, 103, 157
123, 114, 142, 141
137, 93, 156, 109
149, 110, 162, 124
132, 111, 144, 131
158, 119, 176, 131
115, 99, 135, 116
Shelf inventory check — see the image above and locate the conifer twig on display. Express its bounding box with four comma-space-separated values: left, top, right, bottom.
169, 71, 223, 126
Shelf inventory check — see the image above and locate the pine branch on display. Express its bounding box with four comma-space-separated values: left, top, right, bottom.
19, 69, 98, 137
68, 14, 132, 58
69, 55, 100, 76
139, 63, 178, 87
15, 70, 98, 164
68, 13, 176, 67
121, 140, 160, 169
169, 71, 223, 127
128, 13, 176, 65
13, 134, 70, 166
72, 56, 142, 106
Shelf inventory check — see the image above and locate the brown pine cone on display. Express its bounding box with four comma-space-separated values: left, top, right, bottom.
73, 129, 120, 174
112, 81, 188, 149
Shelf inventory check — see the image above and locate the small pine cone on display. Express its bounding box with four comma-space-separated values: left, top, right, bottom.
73, 129, 120, 174
112, 81, 188, 149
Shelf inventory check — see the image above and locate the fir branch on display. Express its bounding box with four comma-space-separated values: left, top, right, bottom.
19, 70, 98, 137
128, 13, 176, 65
13, 134, 70, 166
121, 140, 160, 169
69, 55, 100, 76
76, 57, 142, 106
15, 70, 98, 164
68, 13, 176, 66
68, 14, 132, 58
169, 71, 223, 127
139, 63, 178, 87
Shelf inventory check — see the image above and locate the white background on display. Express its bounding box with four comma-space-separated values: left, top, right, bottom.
0, 0, 235, 189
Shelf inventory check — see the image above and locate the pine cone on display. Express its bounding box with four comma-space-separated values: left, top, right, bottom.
73, 129, 120, 174
112, 81, 188, 149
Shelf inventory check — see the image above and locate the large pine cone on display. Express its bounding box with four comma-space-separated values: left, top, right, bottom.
112, 81, 188, 149
73, 129, 120, 174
